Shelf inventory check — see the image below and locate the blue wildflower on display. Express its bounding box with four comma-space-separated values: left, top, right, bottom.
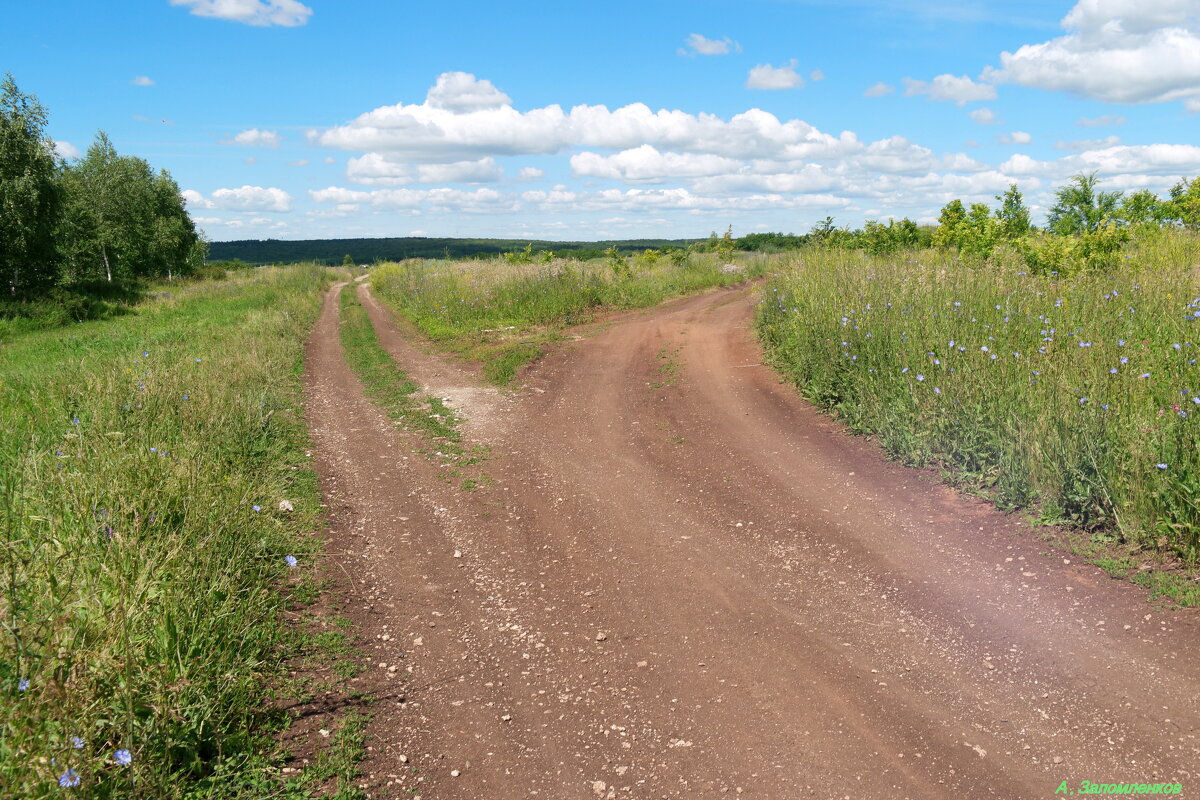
1156, 463, 1168, 470
71, 737, 84, 749
113, 749, 132, 765
18, 679, 29, 691
58, 769, 80, 788
252, 505, 261, 512
285, 555, 298, 568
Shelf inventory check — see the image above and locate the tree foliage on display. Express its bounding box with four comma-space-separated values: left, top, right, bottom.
1163, 176, 1200, 229
1047, 172, 1123, 235
1, 74, 61, 295
994, 184, 1031, 239
0, 75, 202, 312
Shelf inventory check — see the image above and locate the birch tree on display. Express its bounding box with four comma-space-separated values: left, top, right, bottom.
0, 75, 61, 296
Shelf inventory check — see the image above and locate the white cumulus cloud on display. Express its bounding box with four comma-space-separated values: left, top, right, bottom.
181, 189, 214, 209
983, 0, 1200, 106
746, 60, 805, 90
571, 146, 743, 182
1055, 135, 1122, 151
230, 128, 283, 148
207, 185, 293, 211
864, 82, 894, 97
997, 131, 1033, 145
903, 74, 997, 105
969, 108, 1000, 125
53, 141, 81, 160
315, 75, 861, 163
345, 154, 504, 185
425, 71, 512, 112
679, 33, 740, 56
170, 0, 312, 27
131, 76, 155, 86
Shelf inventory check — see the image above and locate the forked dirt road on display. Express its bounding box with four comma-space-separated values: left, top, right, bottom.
303, 282, 1199, 799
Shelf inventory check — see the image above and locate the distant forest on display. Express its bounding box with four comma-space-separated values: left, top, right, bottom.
207, 236, 704, 265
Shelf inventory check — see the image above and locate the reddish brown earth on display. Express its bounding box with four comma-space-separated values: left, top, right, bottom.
303, 281, 1200, 799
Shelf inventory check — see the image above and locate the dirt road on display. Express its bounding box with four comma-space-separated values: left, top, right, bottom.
303, 282, 1200, 799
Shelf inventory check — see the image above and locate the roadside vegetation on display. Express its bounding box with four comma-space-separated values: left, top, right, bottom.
757, 176, 1200, 600
369, 241, 766, 383
338, 285, 489, 488
0, 266, 353, 797
1, 76, 203, 334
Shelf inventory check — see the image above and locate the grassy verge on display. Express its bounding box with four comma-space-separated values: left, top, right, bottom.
755, 236, 1200, 601
338, 285, 489, 489
368, 252, 768, 383
0, 265, 353, 797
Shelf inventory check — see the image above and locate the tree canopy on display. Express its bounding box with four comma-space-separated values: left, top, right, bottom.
0, 75, 203, 307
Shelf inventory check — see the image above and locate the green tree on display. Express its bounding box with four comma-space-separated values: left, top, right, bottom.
1047, 173, 1122, 235
0, 74, 62, 296
342, 253, 354, 267
60, 132, 141, 283
60, 132, 198, 284
960, 203, 1001, 259
715, 225, 736, 262
147, 170, 202, 280
931, 199, 966, 248
1118, 189, 1163, 228
994, 184, 1031, 239
1162, 176, 1200, 229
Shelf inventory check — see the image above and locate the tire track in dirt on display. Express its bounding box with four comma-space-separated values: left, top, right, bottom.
306, 282, 1200, 799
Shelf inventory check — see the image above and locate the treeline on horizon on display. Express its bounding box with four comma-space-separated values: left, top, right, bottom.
746, 172, 1200, 274
0, 76, 203, 328
207, 236, 704, 266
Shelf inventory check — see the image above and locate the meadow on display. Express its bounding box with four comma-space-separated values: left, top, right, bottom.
368, 249, 769, 383
0, 266, 342, 797
756, 233, 1200, 587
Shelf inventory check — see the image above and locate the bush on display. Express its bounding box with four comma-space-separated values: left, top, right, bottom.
1019, 223, 1130, 276
191, 264, 228, 282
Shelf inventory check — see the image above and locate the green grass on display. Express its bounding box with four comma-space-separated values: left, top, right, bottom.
337, 285, 488, 482
756, 235, 1200, 575
650, 344, 684, 389
368, 252, 768, 384
0, 265, 349, 797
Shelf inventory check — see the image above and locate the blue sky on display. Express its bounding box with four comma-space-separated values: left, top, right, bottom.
5, 0, 1200, 241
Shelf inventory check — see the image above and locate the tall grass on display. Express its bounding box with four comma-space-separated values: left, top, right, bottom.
756, 235, 1200, 562
0, 266, 337, 797
369, 253, 768, 382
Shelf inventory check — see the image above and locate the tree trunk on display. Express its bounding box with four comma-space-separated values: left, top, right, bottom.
102, 246, 112, 282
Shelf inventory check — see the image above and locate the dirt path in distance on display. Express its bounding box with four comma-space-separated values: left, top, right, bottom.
303, 282, 1200, 799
